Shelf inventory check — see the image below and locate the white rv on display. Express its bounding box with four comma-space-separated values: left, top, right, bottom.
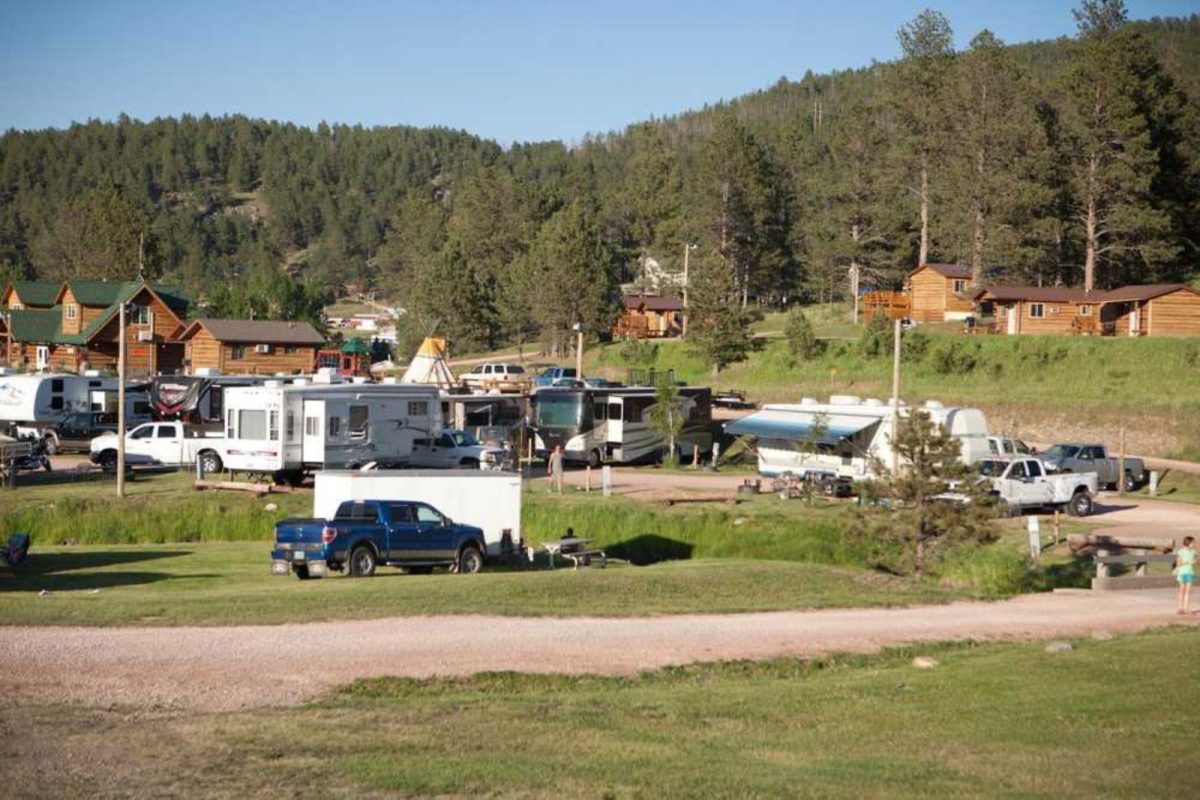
725, 395, 990, 480
532, 385, 713, 467
221, 378, 442, 477
0, 372, 151, 446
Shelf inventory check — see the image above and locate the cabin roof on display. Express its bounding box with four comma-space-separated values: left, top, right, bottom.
624, 294, 683, 312
6, 280, 61, 307
7, 307, 63, 342
976, 285, 1103, 303
1097, 283, 1198, 302
56, 280, 190, 314
911, 263, 972, 280
181, 318, 326, 345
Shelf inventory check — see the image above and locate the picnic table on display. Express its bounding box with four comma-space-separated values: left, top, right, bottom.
541, 536, 607, 570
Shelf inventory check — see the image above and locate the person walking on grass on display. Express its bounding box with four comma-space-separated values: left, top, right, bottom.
548, 444, 564, 495
1175, 536, 1195, 615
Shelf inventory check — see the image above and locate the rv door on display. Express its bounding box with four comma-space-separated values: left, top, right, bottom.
606, 398, 623, 444
302, 400, 325, 464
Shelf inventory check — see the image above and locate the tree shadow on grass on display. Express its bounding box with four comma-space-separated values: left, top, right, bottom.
1, 549, 202, 593
606, 534, 694, 566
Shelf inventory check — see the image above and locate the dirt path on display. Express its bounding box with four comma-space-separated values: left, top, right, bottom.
4, 590, 1194, 712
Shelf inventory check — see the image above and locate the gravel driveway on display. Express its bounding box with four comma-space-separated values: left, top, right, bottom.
5, 589, 1193, 712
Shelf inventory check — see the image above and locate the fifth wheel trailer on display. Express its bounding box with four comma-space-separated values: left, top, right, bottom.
220, 380, 442, 477
313, 470, 523, 557
725, 395, 990, 480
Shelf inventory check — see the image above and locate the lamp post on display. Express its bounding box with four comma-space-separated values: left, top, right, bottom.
682, 242, 697, 338
572, 321, 583, 378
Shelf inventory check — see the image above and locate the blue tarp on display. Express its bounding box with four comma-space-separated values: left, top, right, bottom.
724, 411, 877, 444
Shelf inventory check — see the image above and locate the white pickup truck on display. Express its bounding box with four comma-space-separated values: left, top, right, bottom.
977, 457, 1098, 517
408, 429, 508, 470
89, 421, 227, 472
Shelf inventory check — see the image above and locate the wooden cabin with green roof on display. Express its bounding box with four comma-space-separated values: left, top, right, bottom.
2, 280, 60, 310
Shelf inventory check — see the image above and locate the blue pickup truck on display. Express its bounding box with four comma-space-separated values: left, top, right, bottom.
272, 500, 487, 579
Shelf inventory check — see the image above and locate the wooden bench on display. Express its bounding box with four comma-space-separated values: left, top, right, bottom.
561, 549, 607, 570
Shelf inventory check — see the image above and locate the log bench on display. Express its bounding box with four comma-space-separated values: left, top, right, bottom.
1092, 551, 1178, 591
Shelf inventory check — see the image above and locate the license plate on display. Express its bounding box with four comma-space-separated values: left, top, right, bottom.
292, 551, 306, 561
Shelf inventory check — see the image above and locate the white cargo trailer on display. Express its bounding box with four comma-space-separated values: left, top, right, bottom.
313, 470, 523, 557
725, 395, 990, 480
221, 379, 442, 477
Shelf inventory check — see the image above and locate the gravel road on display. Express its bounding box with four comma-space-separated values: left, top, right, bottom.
4, 589, 1193, 712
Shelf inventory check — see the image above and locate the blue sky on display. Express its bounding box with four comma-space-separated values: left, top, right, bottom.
0, 0, 1195, 144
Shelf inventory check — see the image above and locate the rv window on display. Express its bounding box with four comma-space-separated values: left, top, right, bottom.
89, 380, 101, 388
348, 405, 369, 437
50, 396, 64, 410
408, 400, 429, 417
269, 410, 279, 441
286, 412, 295, 440
51, 378, 64, 392
238, 410, 268, 440
593, 402, 606, 422
226, 411, 235, 439
304, 416, 320, 436
328, 416, 341, 438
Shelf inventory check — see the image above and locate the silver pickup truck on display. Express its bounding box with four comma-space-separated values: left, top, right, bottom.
1037, 443, 1146, 492
977, 457, 1099, 517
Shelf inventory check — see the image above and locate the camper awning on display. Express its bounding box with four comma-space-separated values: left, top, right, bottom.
724, 410, 878, 444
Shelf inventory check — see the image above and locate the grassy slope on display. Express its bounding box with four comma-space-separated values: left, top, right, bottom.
7, 629, 1196, 797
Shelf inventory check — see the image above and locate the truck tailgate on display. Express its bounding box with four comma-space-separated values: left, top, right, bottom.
274, 518, 328, 546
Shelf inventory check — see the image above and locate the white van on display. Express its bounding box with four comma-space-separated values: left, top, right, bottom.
461, 363, 529, 393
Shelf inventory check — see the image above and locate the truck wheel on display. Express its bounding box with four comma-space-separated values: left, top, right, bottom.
456, 545, 483, 575
294, 565, 313, 580
98, 450, 118, 471
199, 450, 223, 474
348, 546, 376, 578
42, 433, 58, 456
1122, 472, 1138, 493
587, 448, 602, 469
1067, 490, 1093, 518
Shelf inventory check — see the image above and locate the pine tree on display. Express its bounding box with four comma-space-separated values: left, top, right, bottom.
686, 250, 751, 374
1064, 0, 1176, 289
784, 306, 824, 361
893, 10, 955, 268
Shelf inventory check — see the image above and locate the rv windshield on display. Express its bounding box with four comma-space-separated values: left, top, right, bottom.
536, 394, 584, 429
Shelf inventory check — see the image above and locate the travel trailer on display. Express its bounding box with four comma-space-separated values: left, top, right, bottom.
0, 372, 150, 425
532, 385, 713, 467
220, 378, 442, 477
725, 396, 990, 480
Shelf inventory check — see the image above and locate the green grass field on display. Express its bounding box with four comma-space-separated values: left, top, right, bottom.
7, 629, 1196, 797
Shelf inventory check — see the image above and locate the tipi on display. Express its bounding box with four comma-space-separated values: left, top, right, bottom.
400, 337, 458, 388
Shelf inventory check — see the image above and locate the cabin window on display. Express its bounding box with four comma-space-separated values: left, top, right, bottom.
327, 416, 341, 439
1028, 303, 1045, 319
237, 409, 267, 440
66, 304, 78, 320
230, 346, 246, 361
283, 346, 298, 355
1078, 304, 1092, 316
348, 405, 369, 440
407, 400, 429, 417
132, 305, 152, 326
268, 410, 279, 441
952, 279, 966, 293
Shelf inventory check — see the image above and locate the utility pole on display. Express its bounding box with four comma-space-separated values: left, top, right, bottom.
849, 262, 860, 325
681, 243, 696, 339
890, 318, 902, 477
117, 301, 127, 498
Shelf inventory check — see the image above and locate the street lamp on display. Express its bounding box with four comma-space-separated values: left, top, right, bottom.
572, 321, 583, 379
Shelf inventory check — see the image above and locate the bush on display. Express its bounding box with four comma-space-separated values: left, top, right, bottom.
858, 315, 893, 358
617, 338, 659, 369
929, 340, 979, 375
901, 330, 930, 363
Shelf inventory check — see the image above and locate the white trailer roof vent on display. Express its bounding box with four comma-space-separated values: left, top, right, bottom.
264, 380, 283, 388
863, 398, 884, 407
800, 397, 817, 405
381, 377, 398, 385
829, 395, 861, 405
292, 378, 309, 387
924, 400, 945, 410
82, 369, 102, 377
351, 376, 369, 385
194, 367, 221, 377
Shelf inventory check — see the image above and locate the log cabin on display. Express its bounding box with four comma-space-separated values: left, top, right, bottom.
180, 319, 325, 375
612, 294, 683, 339
4, 281, 190, 375
1094, 284, 1200, 338
905, 264, 976, 323
974, 283, 1200, 337
1, 280, 60, 310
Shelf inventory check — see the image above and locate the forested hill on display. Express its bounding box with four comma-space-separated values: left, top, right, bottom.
1, 9, 1198, 355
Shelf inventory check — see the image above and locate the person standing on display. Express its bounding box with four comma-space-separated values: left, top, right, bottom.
548, 444, 564, 495
1175, 535, 1195, 615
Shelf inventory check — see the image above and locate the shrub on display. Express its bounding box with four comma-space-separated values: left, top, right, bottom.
901, 330, 930, 363
858, 315, 893, 358
617, 338, 659, 369
929, 340, 978, 375
784, 307, 825, 361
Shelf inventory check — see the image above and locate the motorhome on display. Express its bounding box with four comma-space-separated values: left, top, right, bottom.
532, 385, 713, 467
725, 396, 990, 480
220, 378, 442, 478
